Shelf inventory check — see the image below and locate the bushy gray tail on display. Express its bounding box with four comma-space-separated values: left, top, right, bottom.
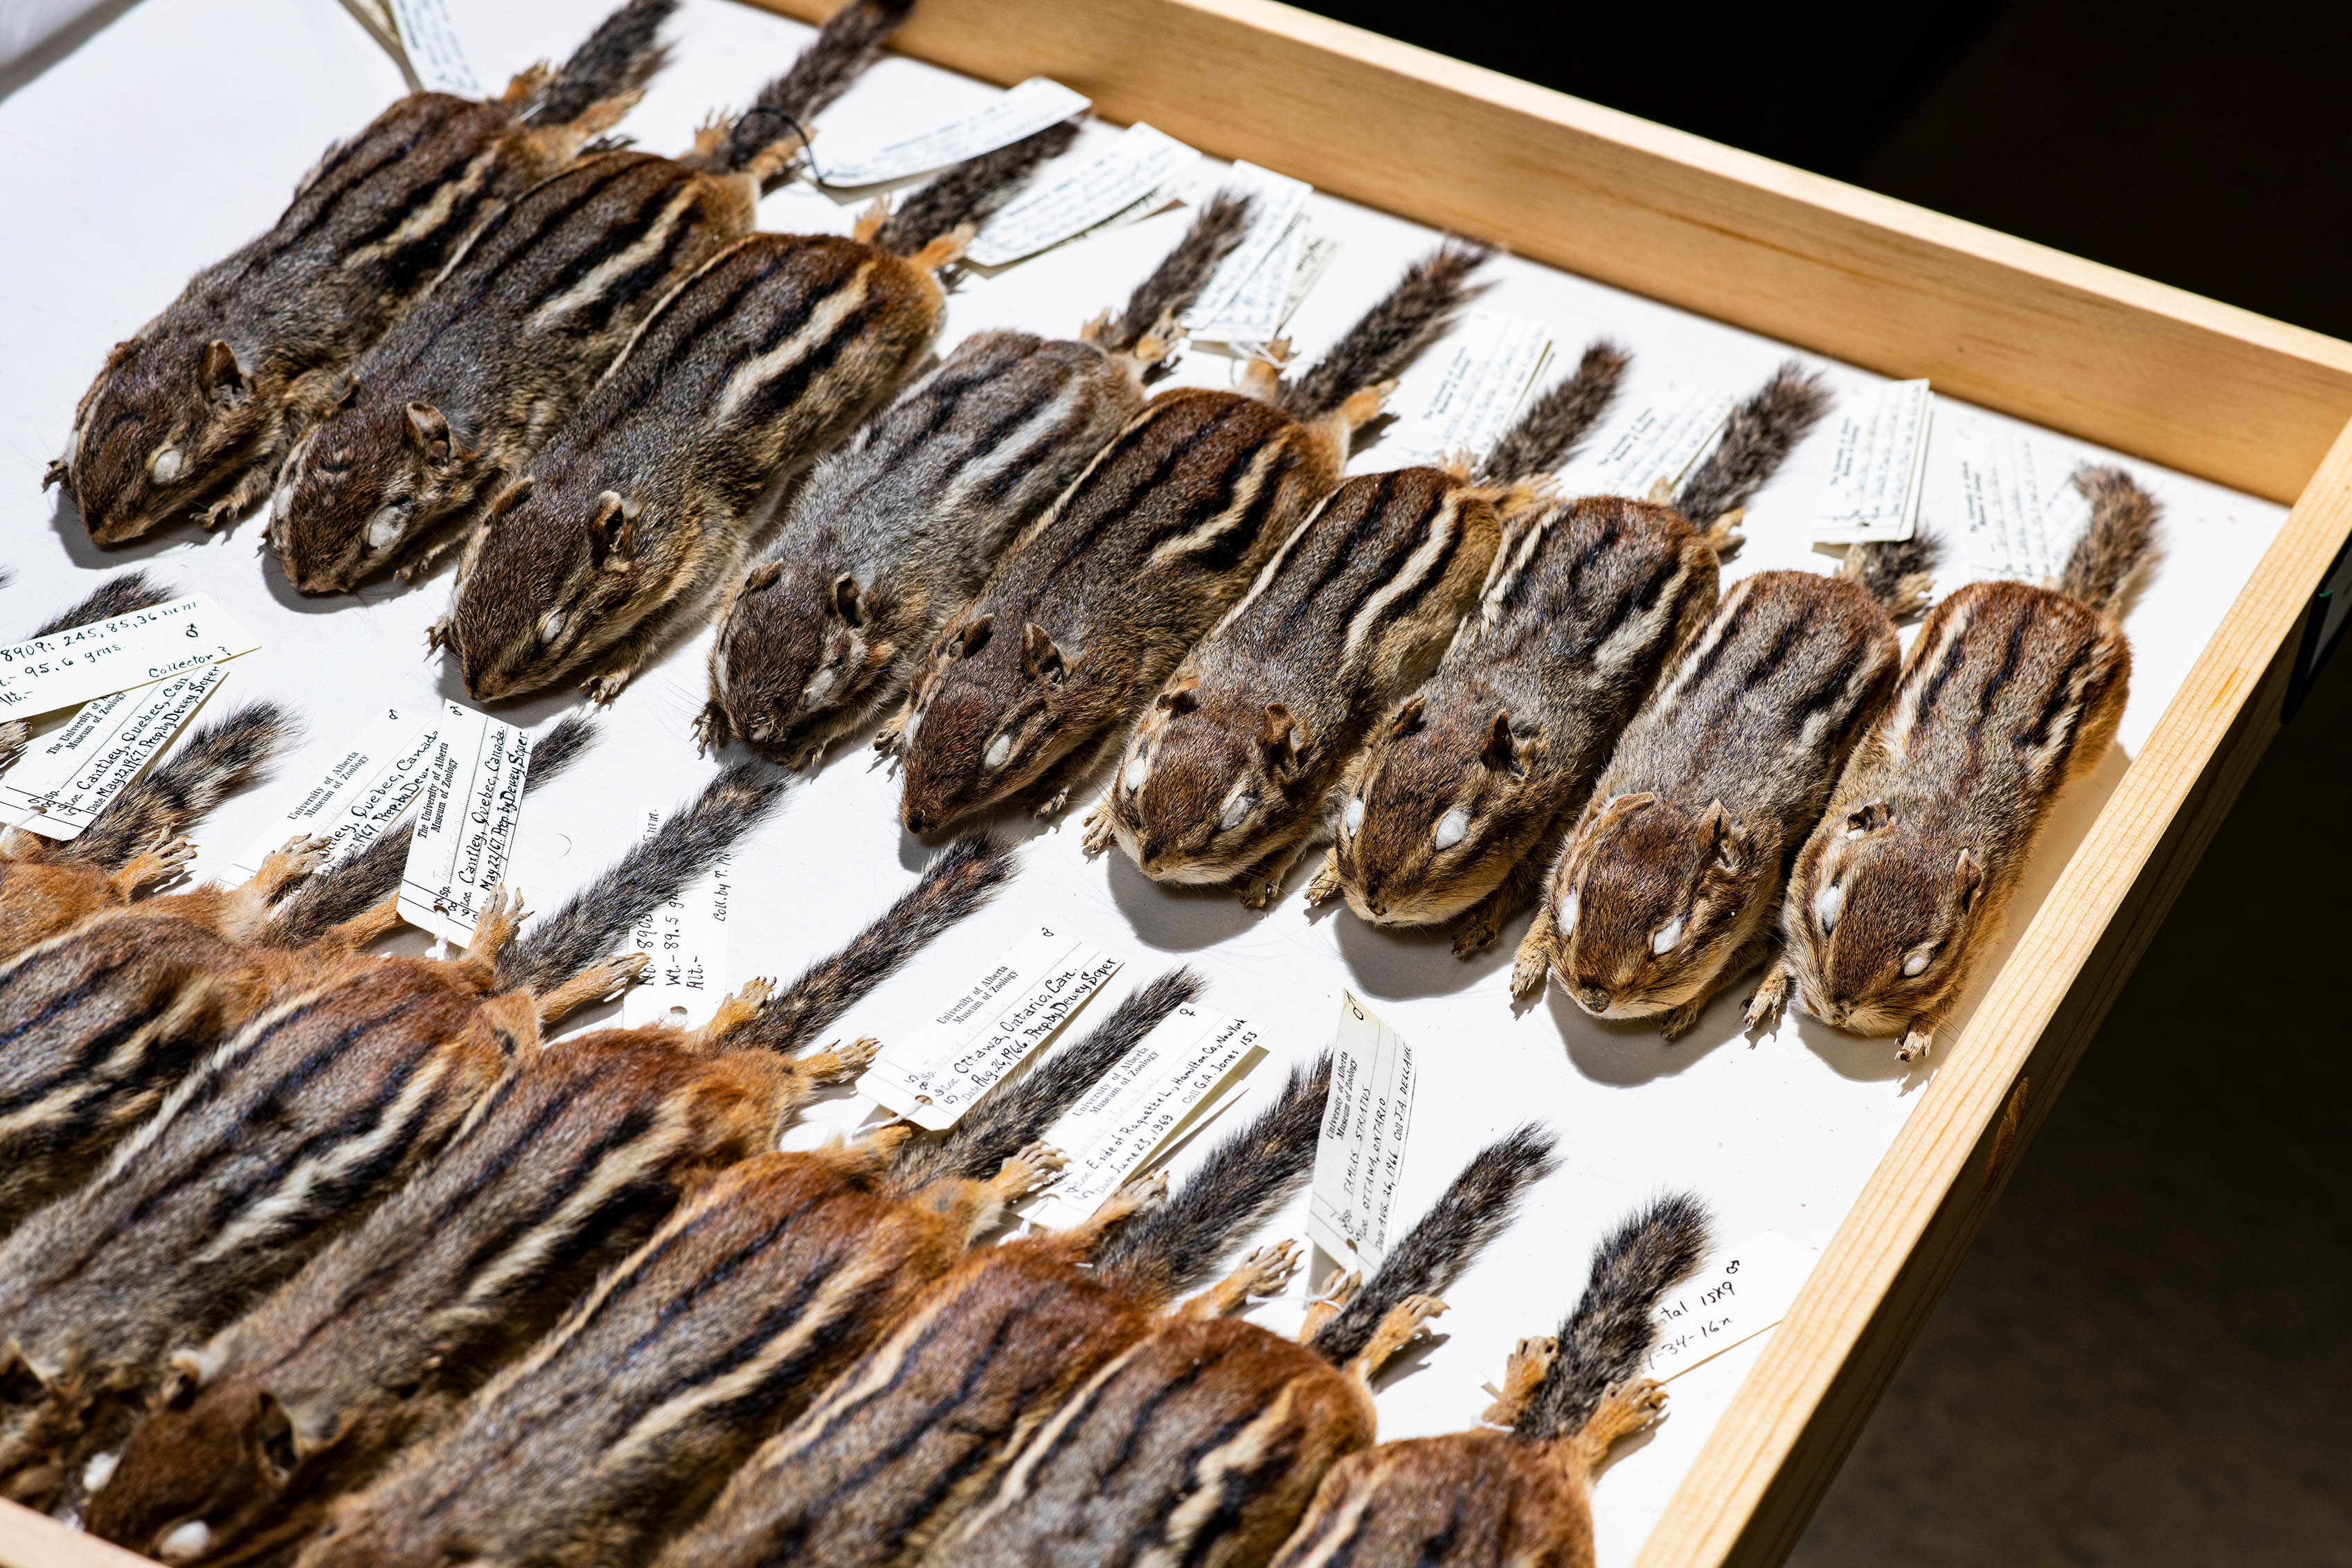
1841, 531, 1942, 620
1099, 191, 1255, 377
887, 967, 1201, 1196
1518, 1193, 1711, 1442
261, 713, 598, 950
2059, 465, 2162, 618
26, 570, 179, 640
1308, 1124, 1556, 1365
722, 0, 914, 172
727, 833, 1017, 1054
1277, 242, 1493, 422
496, 762, 788, 993
1478, 341, 1629, 485
872, 120, 1080, 256
525, 0, 679, 125
59, 701, 292, 874
1672, 361, 1831, 528
1093, 1052, 1331, 1308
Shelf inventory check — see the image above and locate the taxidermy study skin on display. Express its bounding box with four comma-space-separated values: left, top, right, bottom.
1514, 526, 1939, 1040
269, 0, 915, 594
699, 191, 1256, 767
946, 1126, 1557, 1568
435, 116, 1083, 706
1748, 465, 2156, 1060
887, 241, 1496, 836
289, 972, 1202, 1568
49, 0, 679, 545
645, 1053, 1336, 1568
1088, 341, 1629, 908
0, 766, 778, 1518
84, 836, 1015, 1568
1312, 362, 1831, 955
1265, 1196, 1711, 1568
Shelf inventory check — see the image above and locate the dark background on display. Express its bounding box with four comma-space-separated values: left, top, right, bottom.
1293, 3, 2352, 1561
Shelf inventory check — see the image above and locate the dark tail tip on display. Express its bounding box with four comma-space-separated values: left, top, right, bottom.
1104, 190, 1257, 371
527, 0, 681, 125
1521, 1193, 1712, 1441
26, 570, 180, 640
1278, 239, 1496, 422
1671, 361, 1831, 529
872, 118, 1081, 256
1478, 339, 1630, 485
2058, 465, 2162, 618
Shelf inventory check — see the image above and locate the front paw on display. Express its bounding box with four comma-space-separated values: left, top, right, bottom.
581, 667, 632, 707
1451, 914, 1500, 960
1743, 964, 1791, 1032
1896, 1025, 1934, 1063
1302, 851, 1343, 907
1658, 998, 1706, 1042
1032, 786, 1071, 820
424, 617, 453, 655
1508, 939, 1551, 1002
1078, 807, 1116, 857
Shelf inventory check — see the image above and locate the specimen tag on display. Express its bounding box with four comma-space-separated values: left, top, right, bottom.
859, 923, 1120, 1130
397, 702, 530, 945
0, 665, 226, 840
1028, 1004, 1264, 1228
1812, 379, 1933, 544
1184, 162, 1313, 343
229, 705, 442, 879
820, 77, 1090, 187
1554, 386, 1737, 501
1952, 422, 2093, 581
0, 593, 258, 719
387, 0, 480, 96
967, 123, 1199, 267
1307, 993, 1417, 1272
1381, 312, 1555, 469
620, 804, 735, 1028
1642, 1231, 1816, 1381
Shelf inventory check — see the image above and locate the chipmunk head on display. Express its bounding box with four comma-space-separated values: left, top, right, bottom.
445, 476, 672, 701
898, 615, 1092, 836
706, 561, 900, 768
1783, 802, 1986, 1034
271, 399, 487, 594
85, 1355, 307, 1564
66, 336, 277, 543
1545, 793, 1769, 1021
1330, 696, 1545, 925
1100, 676, 1315, 884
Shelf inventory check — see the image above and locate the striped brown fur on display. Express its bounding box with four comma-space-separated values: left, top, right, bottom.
52, 0, 674, 545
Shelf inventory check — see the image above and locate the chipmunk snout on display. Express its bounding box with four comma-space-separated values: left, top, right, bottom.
1572, 980, 1611, 1014
902, 806, 934, 836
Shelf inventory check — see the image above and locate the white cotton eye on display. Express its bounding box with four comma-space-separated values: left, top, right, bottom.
982, 732, 1012, 772
1903, 949, 1931, 977
81, 1451, 118, 1495
1343, 796, 1364, 837
1219, 791, 1256, 831
1433, 807, 1469, 851
902, 710, 920, 746
802, 662, 838, 704
537, 611, 567, 645
1815, 882, 1843, 935
1122, 752, 1150, 794
270, 476, 294, 522
365, 505, 404, 550
148, 447, 182, 485
1559, 890, 1579, 935
158, 1521, 213, 1562
1651, 915, 1685, 955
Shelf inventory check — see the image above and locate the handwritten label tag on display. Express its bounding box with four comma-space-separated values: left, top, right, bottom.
1952, 424, 2092, 582
1028, 1003, 1264, 1228
820, 77, 1090, 188
1185, 163, 1313, 343
230, 706, 443, 879
967, 123, 1198, 267
387, 0, 480, 96
1381, 312, 1554, 469
1307, 993, 1417, 1272
1554, 387, 1736, 501
0, 666, 227, 840
1643, 1232, 1817, 1381
1813, 379, 1932, 544
859, 923, 1120, 1130
0, 594, 258, 719
396, 702, 530, 945
620, 804, 734, 1028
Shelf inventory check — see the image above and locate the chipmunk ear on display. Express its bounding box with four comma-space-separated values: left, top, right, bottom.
1021, 622, 1067, 686
948, 613, 994, 660
1158, 673, 1200, 715
1385, 694, 1426, 741
404, 402, 452, 465
483, 474, 535, 525
199, 340, 248, 405
1952, 848, 1984, 914
254, 1391, 298, 1481
1845, 800, 1892, 836
162, 1348, 218, 1409
588, 492, 642, 569
830, 574, 864, 627
1258, 703, 1302, 775
1698, 800, 1748, 874
1480, 710, 1525, 777
1577, 791, 1657, 847
745, 561, 782, 593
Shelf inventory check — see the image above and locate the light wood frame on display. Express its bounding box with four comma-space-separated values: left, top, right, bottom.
5, 3, 2348, 1565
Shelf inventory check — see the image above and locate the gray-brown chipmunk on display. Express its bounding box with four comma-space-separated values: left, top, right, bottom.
84, 835, 1016, 1568
1748, 467, 2158, 1061
268, 0, 914, 595
699, 192, 1256, 766
649, 1053, 1334, 1568
0, 765, 780, 1517
1264, 1195, 1709, 1568
1311, 363, 1829, 957
888, 242, 1495, 835
47, 0, 677, 545
1086, 342, 1628, 908
946, 1126, 1557, 1568
433, 120, 1081, 706
290, 971, 1202, 1568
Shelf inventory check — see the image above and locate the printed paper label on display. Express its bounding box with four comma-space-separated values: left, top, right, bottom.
1029, 1003, 1264, 1227
1813, 379, 1932, 544
0, 594, 258, 719
388, 0, 481, 96
397, 702, 531, 945
1185, 163, 1314, 343
621, 804, 734, 1028
859, 923, 1120, 1130
819, 77, 1090, 187
1381, 312, 1555, 469
1951, 422, 2093, 582
1554, 387, 1737, 501
1643, 1231, 1817, 1380
1307, 993, 1417, 1271
967, 123, 1199, 267
0, 666, 226, 840
230, 705, 442, 879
